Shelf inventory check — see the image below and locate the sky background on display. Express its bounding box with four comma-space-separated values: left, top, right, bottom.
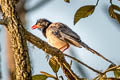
0, 0, 120, 79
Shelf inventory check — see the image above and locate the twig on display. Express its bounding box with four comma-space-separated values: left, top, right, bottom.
55, 73, 58, 80
69, 60, 72, 67
103, 65, 120, 75
64, 54, 102, 74
59, 76, 64, 80
96, 0, 100, 6
40, 71, 57, 79
110, 0, 112, 4
0, 19, 7, 25
94, 65, 120, 79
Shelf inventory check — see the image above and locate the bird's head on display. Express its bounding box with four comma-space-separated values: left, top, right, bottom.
32, 18, 52, 30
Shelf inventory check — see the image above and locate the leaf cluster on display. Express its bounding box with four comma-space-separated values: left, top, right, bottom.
65, 0, 120, 25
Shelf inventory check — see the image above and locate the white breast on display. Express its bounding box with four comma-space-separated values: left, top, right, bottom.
46, 29, 68, 50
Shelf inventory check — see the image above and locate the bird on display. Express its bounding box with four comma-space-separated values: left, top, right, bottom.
32, 18, 115, 65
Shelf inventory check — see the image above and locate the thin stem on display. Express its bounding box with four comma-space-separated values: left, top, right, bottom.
40, 71, 57, 79
64, 54, 102, 74
103, 65, 120, 74
110, 0, 112, 5
69, 60, 72, 68
0, 17, 10, 26
59, 76, 64, 80
0, 19, 6, 25
55, 73, 59, 80
95, 65, 120, 79
96, 0, 100, 6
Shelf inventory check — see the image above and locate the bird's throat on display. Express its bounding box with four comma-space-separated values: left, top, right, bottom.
41, 27, 48, 38
41, 22, 52, 38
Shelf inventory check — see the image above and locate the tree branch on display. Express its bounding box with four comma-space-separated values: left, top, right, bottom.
0, 1, 102, 79
24, 28, 102, 79
0, 1, 80, 79
94, 65, 120, 79
1, 0, 31, 80
24, 29, 80, 80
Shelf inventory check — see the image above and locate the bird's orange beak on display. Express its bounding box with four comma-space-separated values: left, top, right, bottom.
32, 25, 39, 30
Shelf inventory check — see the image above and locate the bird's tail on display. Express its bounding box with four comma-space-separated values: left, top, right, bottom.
80, 41, 115, 65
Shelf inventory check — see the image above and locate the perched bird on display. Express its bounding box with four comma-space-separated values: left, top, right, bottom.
32, 18, 115, 64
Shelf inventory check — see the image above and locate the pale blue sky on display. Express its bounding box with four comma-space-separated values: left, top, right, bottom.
0, 0, 120, 79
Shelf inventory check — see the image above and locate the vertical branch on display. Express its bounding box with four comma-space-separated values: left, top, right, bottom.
7, 0, 26, 79
6, 29, 15, 80
1, 0, 31, 80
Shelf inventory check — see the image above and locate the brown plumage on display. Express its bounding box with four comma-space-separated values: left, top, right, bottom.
32, 18, 115, 65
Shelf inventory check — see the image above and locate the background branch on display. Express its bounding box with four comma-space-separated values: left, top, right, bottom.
26, 0, 52, 13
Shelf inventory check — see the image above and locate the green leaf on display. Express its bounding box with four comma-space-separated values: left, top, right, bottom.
64, 0, 70, 3
107, 65, 120, 78
93, 76, 98, 80
98, 75, 107, 80
49, 56, 60, 73
32, 75, 48, 80
74, 5, 95, 25
114, 68, 120, 78
109, 5, 120, 23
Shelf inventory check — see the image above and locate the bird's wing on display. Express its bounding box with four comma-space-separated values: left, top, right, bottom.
48, 23, 81, 47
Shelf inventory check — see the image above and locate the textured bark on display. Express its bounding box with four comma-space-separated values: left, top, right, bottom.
1, 0, 31, 80
0, 0, 79, 79
24, 30, 80, 80
6, 0, 26, 80
6, 29, 15, 80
